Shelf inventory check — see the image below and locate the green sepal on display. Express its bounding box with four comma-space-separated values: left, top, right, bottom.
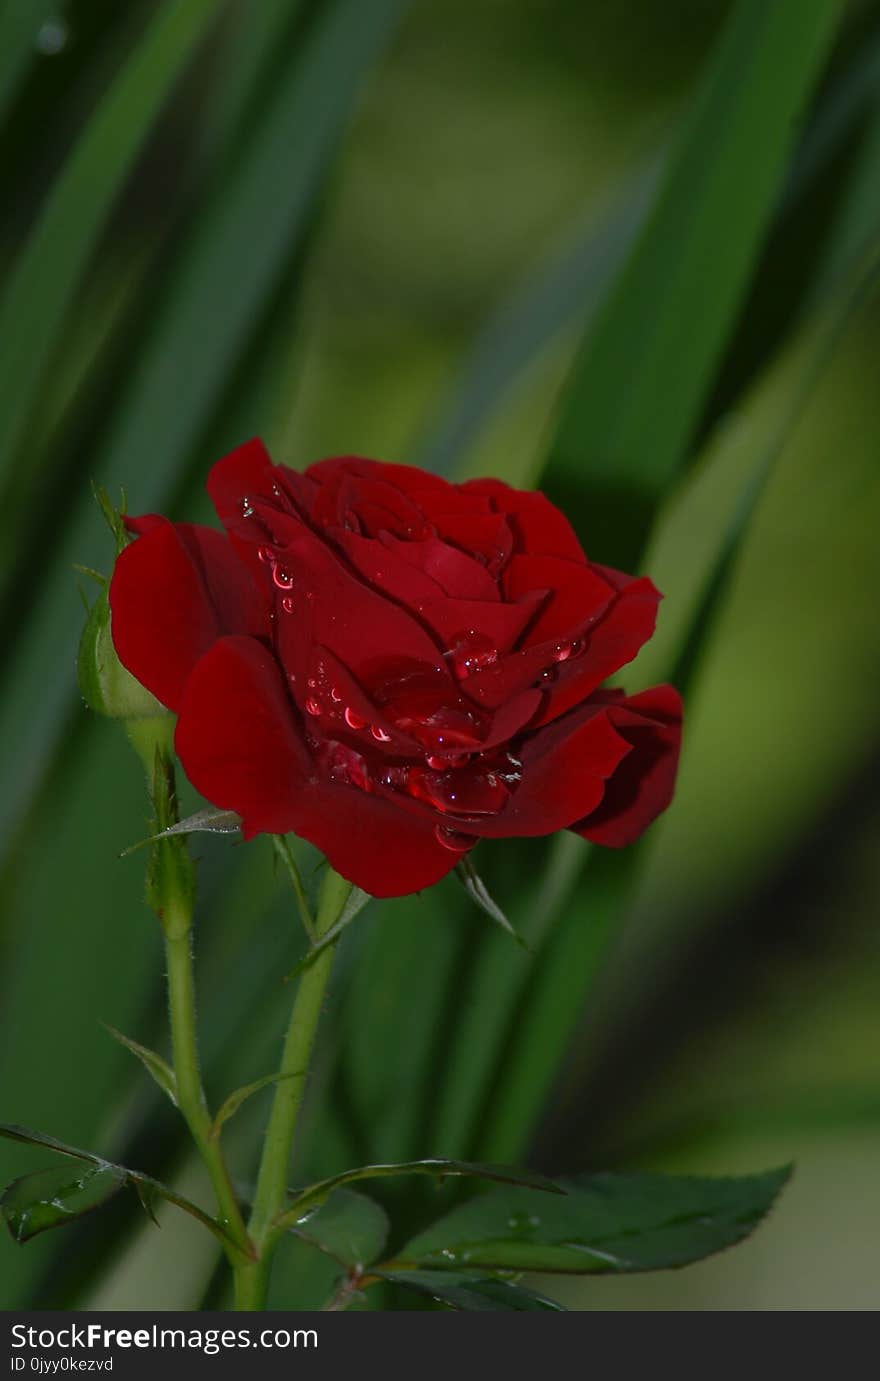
145, 746, 196, 938
77, 586, 165, 722
455, 856, 528, 949
210, 1071, 303, 1141
283, 885, 371, 979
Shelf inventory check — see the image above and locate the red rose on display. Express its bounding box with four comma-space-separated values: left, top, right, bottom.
109, 441, 682, 897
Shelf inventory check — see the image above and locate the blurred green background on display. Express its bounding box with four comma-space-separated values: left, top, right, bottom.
1, 0, 879, 1310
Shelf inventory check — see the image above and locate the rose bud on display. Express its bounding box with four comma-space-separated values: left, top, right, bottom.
107, 442, 682, 898
78, 585, 165, 722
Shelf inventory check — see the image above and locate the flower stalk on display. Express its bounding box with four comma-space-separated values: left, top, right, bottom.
233, 866, 352, 1310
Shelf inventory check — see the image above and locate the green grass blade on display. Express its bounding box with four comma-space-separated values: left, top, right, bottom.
438, 0, 844, 1165
479, 247, 880, 1168
547, 0, 842, 545
0, 0, 224, 482
0, 1, 67, 125
0, 0, 409, 851
414, 156, 664, 476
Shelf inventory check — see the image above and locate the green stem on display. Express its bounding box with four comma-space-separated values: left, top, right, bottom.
234, 866, 351, 1310
165, 922, 253, 1262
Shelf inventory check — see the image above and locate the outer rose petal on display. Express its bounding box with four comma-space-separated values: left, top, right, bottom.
175, 636, 312, 833
175, 635, 460, 896
535, 575, 662, 725
503, 554, 613, 646
573, 685, 683, 847
458, 702, 631, 838
109, 518, 269, 712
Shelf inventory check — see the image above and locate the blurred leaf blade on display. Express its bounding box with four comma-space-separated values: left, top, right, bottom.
0, 1, 70, 124
0, 0, 225, 482
0, 0, 410, 853
548, 0, 842, 525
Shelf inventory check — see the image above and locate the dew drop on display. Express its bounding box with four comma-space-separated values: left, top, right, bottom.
446, 631, 499, 680
272, 566, 294, 590
330, 686, 343, 703
36, 18, 69, 55
370, 725, 391, 742
434, 825, 473, 853
553, 641, 572, 663
241, 497, 255, 518
425, 752, 467, 771
507, 1212, 533, 1233
281, 595, 294, 614
344, 707, 366, 730
305, 697, 322, 716
257, 546, 275, 564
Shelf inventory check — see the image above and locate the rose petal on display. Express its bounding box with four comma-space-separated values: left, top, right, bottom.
414, 592, 545, 657
206, 436, 277, 531
336, 530, 445, 603
264, 509, 451, 687
109, 519, 269, 712
458, 703, 631, 837
175, 635, 312, 834
535, 575, 661, 725
504, 554, 612, 645
175, 636, 461, 896
380, 533, 500, 601
463, 477, 585, 561
574, 685, 682, 846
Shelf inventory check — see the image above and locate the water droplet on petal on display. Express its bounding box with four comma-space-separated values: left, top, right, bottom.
446, 631, 499, 679
330, 686, 343, 703
305, 698, 322, 716
370, 725, 391, 742
425, 752, 468, 771
272, 566, 294, 590
553, 641, 572, 663
344, 707, 366, 730
434, 825, 473, 853
242, 497, 254, 518
281, 595, 294, 614
258, 546, 275, 564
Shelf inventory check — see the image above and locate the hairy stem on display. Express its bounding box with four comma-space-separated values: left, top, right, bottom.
233, 867, 351, 1310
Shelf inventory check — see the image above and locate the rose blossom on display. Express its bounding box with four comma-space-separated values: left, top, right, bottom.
108, 441, 682, 897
